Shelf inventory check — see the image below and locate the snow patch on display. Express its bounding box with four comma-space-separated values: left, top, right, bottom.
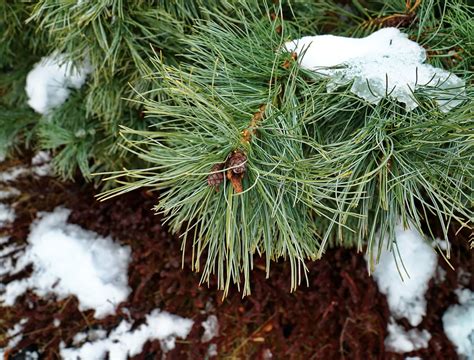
26, 53, 92, 114
443, 288, 474, 359
31, 151, 52, 177
0, 207, 131, 318
201, 315, 219, 342
370, 225, 437, 326
0, 167, 29, 183
60, 310, 194, 359
385, 318, 431, 353
0, 164, 51, 184
207, 343, 218, 357
0, 203, 15, 226
434, 266, 447, 284
432, 238, 449, 251
285, 28, 465, 112
0, 318, 28, 356
0, 187, 20, 200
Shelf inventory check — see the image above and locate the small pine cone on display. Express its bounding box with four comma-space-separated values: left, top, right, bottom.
227, 151, 247, 174
207, 163, 224, 187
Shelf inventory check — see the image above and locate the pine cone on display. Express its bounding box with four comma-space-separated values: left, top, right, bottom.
227, 151, 247, 174
207, 163, 225, 187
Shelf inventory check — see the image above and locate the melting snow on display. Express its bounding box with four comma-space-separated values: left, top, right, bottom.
60, 310, 194, 359
26, 53, 92, 114
0, 207, 131, 318
285, 27, 465, 112
385, 318, 431, 353
371, 225, 438, 326
442, 288, 474, 360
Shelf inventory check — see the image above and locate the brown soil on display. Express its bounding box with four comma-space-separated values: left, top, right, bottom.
0, 156, 472, 359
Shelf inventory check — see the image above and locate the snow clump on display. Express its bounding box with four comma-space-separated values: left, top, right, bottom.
285, 28, 465, 112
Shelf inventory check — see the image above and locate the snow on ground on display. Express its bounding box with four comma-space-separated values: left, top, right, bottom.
0, 151, 52, 182
0, 207, 131, 318
26, 53, 92, 114
60, 309, 194, 360
0, 203, 15, 227
0, 159, 195, 357
442, 288, 474, 359
0, 187, 20, 200
371, 225, 438, 326
0, 318, 28, 358
285, 27, 465, 112
0, 167, 29, 183
201, 314, 219, 342
31, 151, 52, 177
370, 225, 440, 355
384, 318, 431, 353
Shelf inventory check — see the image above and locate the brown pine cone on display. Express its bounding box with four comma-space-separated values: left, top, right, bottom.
227, 151, 247, 174
207, 163, 225, 187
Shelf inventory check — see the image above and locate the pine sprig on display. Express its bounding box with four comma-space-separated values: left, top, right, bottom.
100, 1, 473, 294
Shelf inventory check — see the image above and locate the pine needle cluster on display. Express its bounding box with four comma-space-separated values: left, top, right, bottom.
100, 0, 473, 294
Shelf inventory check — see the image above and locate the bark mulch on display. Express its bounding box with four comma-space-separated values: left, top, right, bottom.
0, 157, 472, 359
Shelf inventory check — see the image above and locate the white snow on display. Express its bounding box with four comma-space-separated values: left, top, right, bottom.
0, 207, 131, 318
385, 318, 431, 353
24, 351, 39, 360
26, 53, 92, 114
0, 242, 25, 277
0, 161, 51, 182
0, 318, 28, 356
0, 167, 29, 183
0, 187, 20, 200
434, 266, 447, 284
0, 247, 14, 278
442, 288, 474, 360
432, 238, 449, 251
285, 28, 465, 112
0, 203, 15, 226
207, 343, 218, 357
0, 242, 22, 258
370, 225, 438, 326
201, 314, 219, 342
60, 310, 194, 359
31, 151, 52, 177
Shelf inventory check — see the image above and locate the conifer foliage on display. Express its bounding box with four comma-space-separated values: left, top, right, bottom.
1, 1, 473, 294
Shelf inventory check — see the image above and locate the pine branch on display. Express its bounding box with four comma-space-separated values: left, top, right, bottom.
100, 1, 473, 295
